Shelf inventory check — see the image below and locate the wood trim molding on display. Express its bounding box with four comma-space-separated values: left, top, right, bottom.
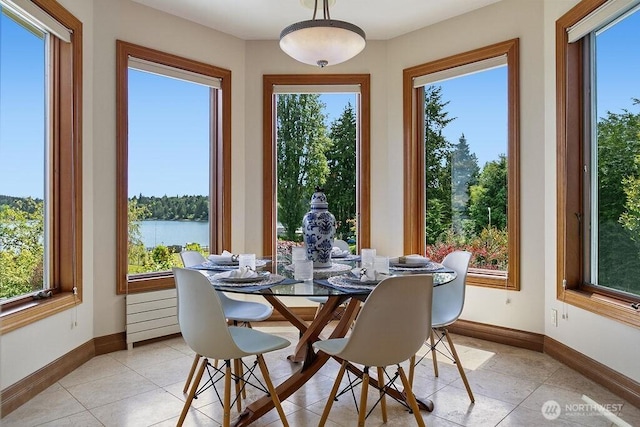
262, 74, 371, 258
448, 318, 544, 352
545, 336, 640, 408
402, 39, 521, 291
94, 332, 127, 355
115, 40, 232, 295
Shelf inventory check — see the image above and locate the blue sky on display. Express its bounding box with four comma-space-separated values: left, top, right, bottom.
1, 8, 639, 199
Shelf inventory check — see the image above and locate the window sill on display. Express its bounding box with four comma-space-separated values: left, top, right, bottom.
563, 288, 640, 329
1, 292, 79, 335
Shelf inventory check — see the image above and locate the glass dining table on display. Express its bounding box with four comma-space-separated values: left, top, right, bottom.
191, 255, 456, 426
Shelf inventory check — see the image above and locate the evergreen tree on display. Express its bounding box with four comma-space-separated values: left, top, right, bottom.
424, 86, 455, 243
276, 94, 331, 240
451, 134, 480, 234
325, 102, 357, 239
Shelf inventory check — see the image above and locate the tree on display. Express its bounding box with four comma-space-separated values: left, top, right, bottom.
451, 134, 480, 234
0, 202, 44, 298
468, 154, 508, 234
424, 86, 455, 243
597, 110, 640, 223
325, 102, 357, 239
276, 94, 331, 240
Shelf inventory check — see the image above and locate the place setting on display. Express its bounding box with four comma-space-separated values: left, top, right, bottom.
389, 254, 448, 272
198, 250, 269, 271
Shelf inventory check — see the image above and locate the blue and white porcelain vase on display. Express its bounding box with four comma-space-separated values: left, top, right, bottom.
302, 187, 336, 268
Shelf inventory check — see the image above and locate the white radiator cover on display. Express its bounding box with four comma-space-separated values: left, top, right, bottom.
126, 288, 180, 350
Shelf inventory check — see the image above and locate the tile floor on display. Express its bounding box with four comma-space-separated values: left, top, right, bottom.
2, 324, 638, 426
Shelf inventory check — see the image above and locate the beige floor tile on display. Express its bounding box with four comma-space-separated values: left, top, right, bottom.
496, 406, 584, 426
37, 410, 105, 426
0, 387, 85, 427
429, 384, 516, 427
110, 343, 188, 371
544, 365, 627, 406
477, 350, 562, 383
89, 388, 185, 427
520, 384, 620, 427
59, 354, 131, 388
149, 407, 214, 426
135, 354, 196, 387
450, 368, 540, 405
617, 400, 640, 427
66, 370, 158, 409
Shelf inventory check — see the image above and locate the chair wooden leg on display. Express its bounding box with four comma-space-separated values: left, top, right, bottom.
183, 354, 201, 394
358, 367, 370, 427
239, 358, 247, 399
223, 360, 232, 427
234, 358, 243, 412
444, 329, 474, 403
377, 367, 387, 422
178, 357, 207, 426
320, 361, 347, 426
431, 329, 439, 377
257, 355, 289, 427
398, 366, 425, 427
408, 354, 416, 388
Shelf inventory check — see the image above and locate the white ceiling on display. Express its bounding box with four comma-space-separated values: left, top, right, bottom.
130, 0, 501, 41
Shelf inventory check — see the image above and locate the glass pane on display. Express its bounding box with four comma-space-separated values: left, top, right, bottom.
0, 9, 47, 300
275, 93, 357, 258
423, 66, 508, 271
592, 7, 640, 296
127, 68, 211, 275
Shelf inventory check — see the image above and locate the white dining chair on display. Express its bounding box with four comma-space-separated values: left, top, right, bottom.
179, 250, 273, 406
313, 274, 433, 426
409, 250, 475, 403
173, 268, 290, 427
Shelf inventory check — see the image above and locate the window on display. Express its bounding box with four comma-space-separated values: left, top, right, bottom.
0, 0, 82, 333
263, 75, 371, 258
403, 39, 520, 290
116, 41, 231, 294
557, 0, 640, 327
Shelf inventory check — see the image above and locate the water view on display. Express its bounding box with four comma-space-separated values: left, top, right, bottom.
139, 220, 209, 249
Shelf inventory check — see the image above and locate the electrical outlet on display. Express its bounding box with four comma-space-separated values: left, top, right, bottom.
551, 309, 558, 327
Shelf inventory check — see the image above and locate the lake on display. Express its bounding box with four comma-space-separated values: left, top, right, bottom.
139, 220, 209, 248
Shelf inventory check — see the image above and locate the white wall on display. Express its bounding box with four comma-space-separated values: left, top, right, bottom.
3, 0, 639, 392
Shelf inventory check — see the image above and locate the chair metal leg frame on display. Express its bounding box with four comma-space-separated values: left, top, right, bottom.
320, 362, 426, 426
178, 356, 282, 427
411, 327, 474, 403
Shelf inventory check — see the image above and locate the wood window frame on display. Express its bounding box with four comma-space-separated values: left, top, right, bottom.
556, 0, 640, 328
0, 0, 83, 334
262, 74, 371, 257
115, 41, 231, 295
402, 39, 521, 290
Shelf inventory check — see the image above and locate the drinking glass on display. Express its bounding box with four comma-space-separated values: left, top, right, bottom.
361, 248, 376, 269
373, 256, 389, 274
294, 259, 314, 281
291, 247, 307, 264
238, 253, 256, 270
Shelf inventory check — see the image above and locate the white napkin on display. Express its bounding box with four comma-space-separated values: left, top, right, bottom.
208, 250, 236, 263
331, 246, 349, 256
406, 254, 429, 264
352, 268, 388, 282
214, 266, 260, 280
